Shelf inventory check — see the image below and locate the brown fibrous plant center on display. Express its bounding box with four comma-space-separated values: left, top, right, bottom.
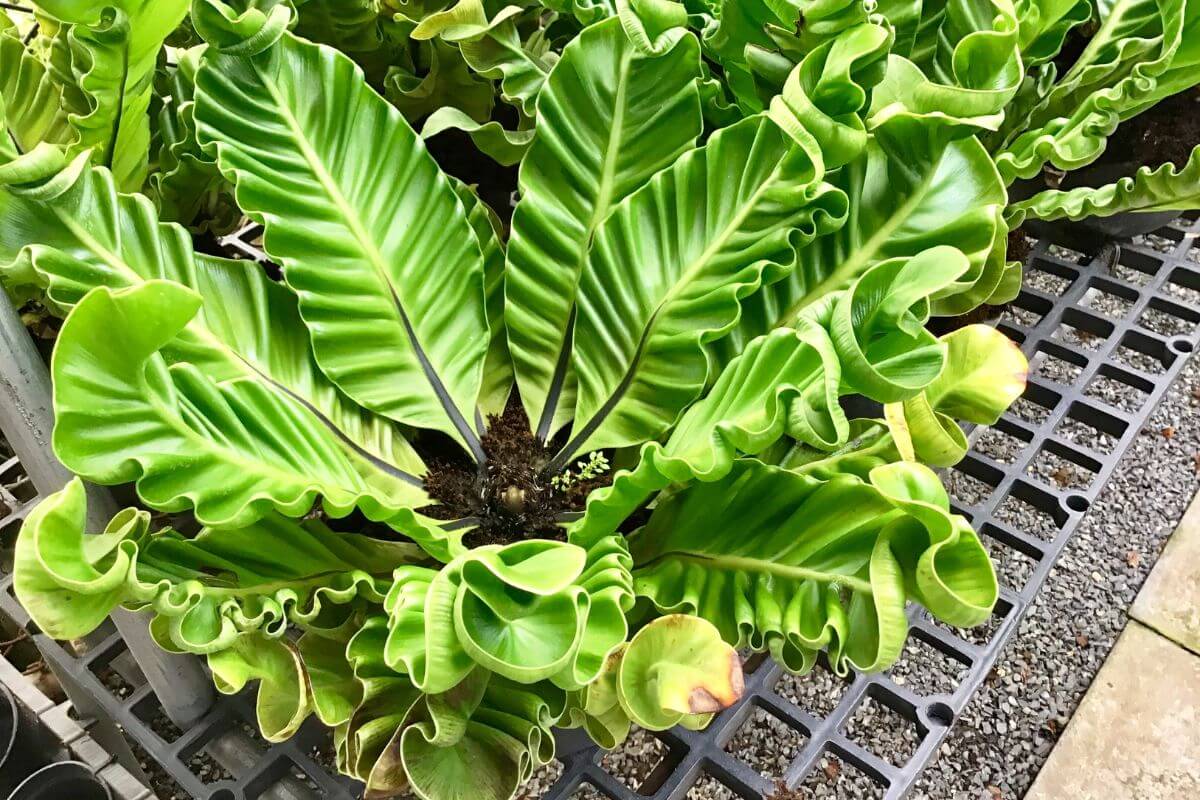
420, 398, 612, 548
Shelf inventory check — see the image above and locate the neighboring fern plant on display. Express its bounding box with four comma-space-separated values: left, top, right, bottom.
0, 0, 1193, 798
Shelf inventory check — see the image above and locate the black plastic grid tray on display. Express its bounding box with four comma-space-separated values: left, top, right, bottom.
0, 214, 1195, 800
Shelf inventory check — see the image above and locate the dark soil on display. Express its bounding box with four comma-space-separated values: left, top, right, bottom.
1007, 226, 1032, 266
1051, 23, 1095, 78
1099, 86, 1200, 171
420, 397, 611, 547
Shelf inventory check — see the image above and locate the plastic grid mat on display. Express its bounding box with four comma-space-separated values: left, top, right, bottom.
0, 206, 1197, 798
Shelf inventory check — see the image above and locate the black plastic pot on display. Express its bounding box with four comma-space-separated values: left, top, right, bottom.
0, 684, 55, 797
1011, 161, 1177, 239
6, 762, 111, 800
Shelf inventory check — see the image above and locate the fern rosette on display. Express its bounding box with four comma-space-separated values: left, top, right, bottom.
5, 0, 1195, 797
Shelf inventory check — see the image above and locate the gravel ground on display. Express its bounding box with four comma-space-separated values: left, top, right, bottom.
910, 353, 1200, 799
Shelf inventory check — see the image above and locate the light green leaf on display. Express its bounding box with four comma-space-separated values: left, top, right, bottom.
884, 324, 1029, 467
563, 647, 631, 748
0, 19, 72, 153
341, 618, 566, 800
1013, 0, 1093, 64
706, 0, 883, 112
670, 321, 847, 477
385, 37, 496, 124
0, 159, 430, 528
994, 0, 1200, 181
194, 21, 490, 452
619, 618, 739, 734
399, 676, 562, 800
292, 0, 400, 84
13, 478, 421, 652
384, 536, 633, 692
890, 0, 1023, 116
298, 633, 364, 727
780, 127, 1008, 324
50, 280, 434, 528
921, 324, 1029, 421
631, 460, 997, 674
422, 106, 534, 166
540, 0, 618, 26
1007, 144, 1200, 222
764, 22, 893, 172
504, 15, 703, 440
147, 47, 240, 233
452, 179, 514, 417
565, 114, 845, 456
430, 3, 555, 116
210, 634, 312, 741
41, 0, 190, 189
615, 614, 742, 730
571, 248, 966, 545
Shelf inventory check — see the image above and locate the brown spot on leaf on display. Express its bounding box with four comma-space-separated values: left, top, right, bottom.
687, 686, 723, 713
686, 650, 745, 713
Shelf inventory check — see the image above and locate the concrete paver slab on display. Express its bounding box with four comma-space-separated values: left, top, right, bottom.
1132, 493, 1200, 654
1025, 621, 1200, 800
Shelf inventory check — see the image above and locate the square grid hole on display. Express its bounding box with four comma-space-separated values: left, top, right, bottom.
123, 735, 190, 800
1164, 267, 1200, 306
132, 695, 183, 744
1007, 396, 1054, 425
1114, 338, 1170, 375
1054, 416, 1119, 456
1030, 350, 1084, 387
945, 459, 1002, 512
998, 303, 1043, 328
1108, 248, 1162, 286
1079, 285, 1135, 320
797, 752, 885, 799
1025, 446, 1097, 492
600, 727, 676, 794
775, 661, 853, 720
87, 646, 140, 701
1138, 301, 1200, 338
980, 529, 1041, 591
927, 604, 1008, 648
1131, 231, 1178, 254
1084, 372, 1150, 414
1024, 262, 1076, 295
992, 485, 1064, 542
1045, 243, 1092, 264
685, 773, 739, 800
569, 783, 607, 800
242, 757, 326, 798
186, 748, 233, 785
1051, 318, 1110, 352
842, 696, 920, 769
725, 705, 808, 778
974, 426, 1029, 464
886, 634, 970, 697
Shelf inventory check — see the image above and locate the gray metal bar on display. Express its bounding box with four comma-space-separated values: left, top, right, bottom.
0, 292, 215, 728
